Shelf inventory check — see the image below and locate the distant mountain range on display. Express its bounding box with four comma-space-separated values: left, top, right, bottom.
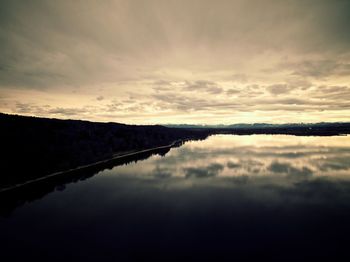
165, 122, 350, 129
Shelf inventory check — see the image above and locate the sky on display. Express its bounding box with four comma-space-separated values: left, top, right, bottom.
0, 0, 350, 124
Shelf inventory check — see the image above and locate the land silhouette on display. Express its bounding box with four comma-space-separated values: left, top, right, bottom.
1, 112, 350, 191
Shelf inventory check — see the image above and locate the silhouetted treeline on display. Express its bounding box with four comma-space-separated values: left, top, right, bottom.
209, 123, 350, 136
0, 113, 209, 189
175, 123, 350, 136
167, 122, 350, 133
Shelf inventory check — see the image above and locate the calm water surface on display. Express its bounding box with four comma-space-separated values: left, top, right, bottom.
2, 135, 350, 261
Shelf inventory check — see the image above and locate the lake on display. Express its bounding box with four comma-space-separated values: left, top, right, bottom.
1, 134, 350, 261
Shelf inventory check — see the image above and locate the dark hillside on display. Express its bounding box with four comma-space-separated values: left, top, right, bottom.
0, 113, 209, 189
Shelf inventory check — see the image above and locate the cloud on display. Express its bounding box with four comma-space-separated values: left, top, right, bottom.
264, 81, 313, 95
181, 80, 224, 94
152, 80, 224, 95
1, 0, 350, 123
268, 162, 313, 178
286, 78, 312, 90
227, 161, 241, 169
266, 84, 293, 95
184, 163, 224, 178
13, 102, 92, 117
153, 166, 173, 178
279, 60, 350, 78
14, 102, 36, 114
47, 107, 88, 116
14, 102, 49, 115
313, 85, 350, 100
226, 88, 241, 96
317, 156, 350, 172
230, 73, 248, 83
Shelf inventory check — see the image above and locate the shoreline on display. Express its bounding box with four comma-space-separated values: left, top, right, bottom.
1, 132, 349, 194
0, 139, 184, 194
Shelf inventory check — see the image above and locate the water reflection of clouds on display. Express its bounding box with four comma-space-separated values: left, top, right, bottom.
106, 135, 350, 182
3, 135, 350, 261
268, 162, 313, 178
97, 168, 350, 208
184, 163, 224, 178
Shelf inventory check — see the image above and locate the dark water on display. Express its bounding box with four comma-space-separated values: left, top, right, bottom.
1, 135, 350, 261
